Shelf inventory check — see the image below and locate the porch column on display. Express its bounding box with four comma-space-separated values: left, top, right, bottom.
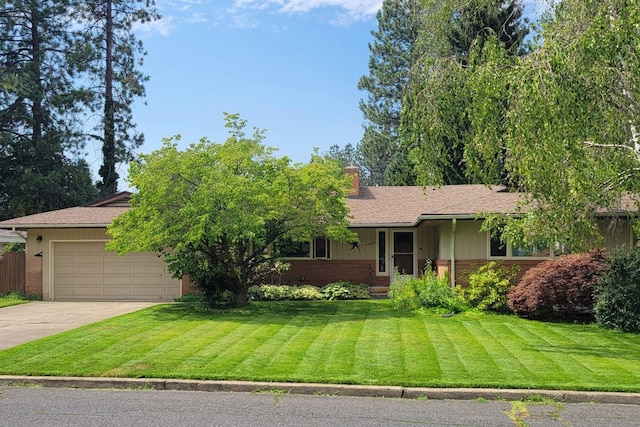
450, 218, 456, 288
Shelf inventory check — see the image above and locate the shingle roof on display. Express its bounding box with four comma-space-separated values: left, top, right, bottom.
0, 185, 527, 229
347, 185, 524, 226
0, 207, 129, 228
0, 229, 26, 242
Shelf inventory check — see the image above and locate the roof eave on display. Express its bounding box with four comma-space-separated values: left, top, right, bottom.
0, 224, 111, 230
349, 222, 417, 228
349, 214, 487, 228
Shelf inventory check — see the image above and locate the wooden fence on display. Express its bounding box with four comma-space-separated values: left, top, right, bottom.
0, 252, 25, 294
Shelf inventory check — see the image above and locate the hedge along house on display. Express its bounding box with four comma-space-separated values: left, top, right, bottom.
0, 168, 636, 300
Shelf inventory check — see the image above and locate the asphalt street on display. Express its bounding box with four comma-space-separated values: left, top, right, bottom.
1, 386, 640, 427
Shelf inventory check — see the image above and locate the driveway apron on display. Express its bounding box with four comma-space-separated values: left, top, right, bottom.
0, 302, 159, 350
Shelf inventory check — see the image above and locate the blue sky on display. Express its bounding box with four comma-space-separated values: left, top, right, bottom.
86, 0, 547, 188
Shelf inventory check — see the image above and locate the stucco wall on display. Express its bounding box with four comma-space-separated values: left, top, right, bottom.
26, 228, 109, 299
438, 219, 487, 261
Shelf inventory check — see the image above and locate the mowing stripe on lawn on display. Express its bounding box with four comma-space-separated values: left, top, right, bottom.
230, 315, 329, 380
2, 301, 640, 391
426, 321, 471, 381
461, 320, 528, 385
113, 320, 243, 377
353, 306, 406, 384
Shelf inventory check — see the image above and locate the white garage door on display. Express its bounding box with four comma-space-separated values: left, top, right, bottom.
53, 242, 181, 301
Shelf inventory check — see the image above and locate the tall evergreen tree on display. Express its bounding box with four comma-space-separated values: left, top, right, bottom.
0, 0, 97, 220
77, 0, 159, 196
324, 144, 358, 170
357, 0, 423, 186
401, 0, 529, 186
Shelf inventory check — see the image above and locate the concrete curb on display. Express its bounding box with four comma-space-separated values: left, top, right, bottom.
1, 375, 639, 404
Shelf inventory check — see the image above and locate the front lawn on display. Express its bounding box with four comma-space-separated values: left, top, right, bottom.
0, 294, 29, 308
1, 300, 639, 391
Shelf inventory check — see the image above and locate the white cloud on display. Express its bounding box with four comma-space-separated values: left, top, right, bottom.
187, 11, 208, 23
232, 0, 381, 24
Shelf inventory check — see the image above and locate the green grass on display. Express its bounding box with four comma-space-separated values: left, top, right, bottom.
1, 300, 639, 391
0, 293, 29, 308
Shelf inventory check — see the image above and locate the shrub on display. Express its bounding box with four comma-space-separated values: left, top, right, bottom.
508, 251, 607, 320
321, 282, 370, 300
174, 294, 205, 303
595, 246, 640, 333
249, 284, 293, 301
0, 292, 41, 301
248, 284, 324, 301
389, 269, 465, 312
458, 262, 519, 312
290, 285, 324, 300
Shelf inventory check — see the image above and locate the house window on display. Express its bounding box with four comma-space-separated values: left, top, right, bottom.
278, 240, 311, 258
377, 230, 387, 274
314, 238, 330, 259
490, 235, 507, 257
275, 238, 329, 259
488, 232, 551, 259
511, 244, 550, 257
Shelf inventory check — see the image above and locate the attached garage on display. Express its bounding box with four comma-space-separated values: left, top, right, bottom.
0, 192, 187, 301
52, 241, 180, 301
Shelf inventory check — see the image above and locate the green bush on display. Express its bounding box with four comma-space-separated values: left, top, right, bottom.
249, 284, 293, 301
0, 292, 41, 301
244, 282, 370, 302
248, 284, 324, 301
458, 262, 519, 312
321, 282, 370, 300
595, 246, 640, 333
290, 285, 324, 300
389, 270, 465, 312
174, 294, 205, 303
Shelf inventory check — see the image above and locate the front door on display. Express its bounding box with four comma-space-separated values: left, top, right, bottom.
392, 230, 416, 276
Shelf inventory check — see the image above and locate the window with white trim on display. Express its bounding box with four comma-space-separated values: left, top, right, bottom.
377, 229, 387, 275
314, 238, 330, 259
275, 238, 330, 259
489, 233, 552, 259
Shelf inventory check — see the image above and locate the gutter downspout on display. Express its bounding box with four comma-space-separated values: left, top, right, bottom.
450, 218, 456, 289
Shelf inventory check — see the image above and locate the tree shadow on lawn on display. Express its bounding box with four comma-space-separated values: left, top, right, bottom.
148, 300, 418, 326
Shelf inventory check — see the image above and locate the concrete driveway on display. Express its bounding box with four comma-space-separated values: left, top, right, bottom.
0, 301, 160, 351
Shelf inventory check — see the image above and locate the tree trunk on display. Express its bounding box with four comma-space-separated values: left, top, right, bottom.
99, 0, 118, 196
235, 285, 249, 307
29, 2, 43, 144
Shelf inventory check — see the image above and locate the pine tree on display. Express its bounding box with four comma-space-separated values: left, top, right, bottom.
76, 0, 159, 196
0, 0, 97, 220
357, 0, 423, 186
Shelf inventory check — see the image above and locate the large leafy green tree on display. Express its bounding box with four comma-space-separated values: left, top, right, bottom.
401, 0, 529, 186
357, 0, 423, 186
463, 0, 640, 250
77, 0, 159, 196
107, 114, 357, 307
0, 0, 97, 220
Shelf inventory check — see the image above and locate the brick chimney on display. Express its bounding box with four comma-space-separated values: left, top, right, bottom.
344, 166, 360, 197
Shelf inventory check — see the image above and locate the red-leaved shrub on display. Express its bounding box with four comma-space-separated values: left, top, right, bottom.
508, 251, 608, 320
